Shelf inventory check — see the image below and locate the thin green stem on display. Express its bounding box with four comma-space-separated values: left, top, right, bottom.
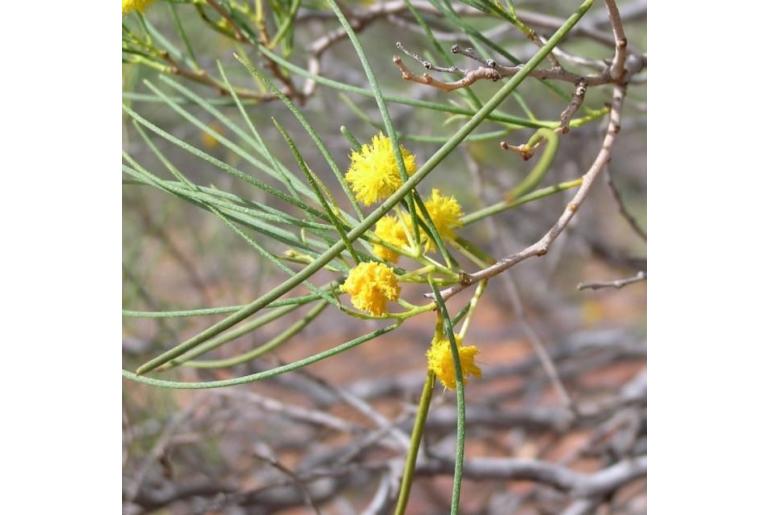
325, 0, 421, 245
122, 104, 329, 221
403, 0, 482, 111
273, 118, 363, 263
459, 280, 487, 339
340, 125, 362, 150
134, 0, 593, 376
394, 371, 435, 515
159, 303, 302, 370
429, 279, 466, 515
413, 194, 456, 270
235, 53, 364, 220
185, 300, 330, 368
215, 63, 306, 202
125, 322, 401, 389
122, 290, 324, 319
168, 2, 199, 68
461, 178, 583, 226
268, 0, 301, 48
257, 45, 552, 129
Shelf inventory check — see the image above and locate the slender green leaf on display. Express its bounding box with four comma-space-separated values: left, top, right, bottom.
134, 1, 594, 375
124, 322, 401, 389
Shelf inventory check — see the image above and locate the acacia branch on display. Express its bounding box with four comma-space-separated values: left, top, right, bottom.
428, 83, 627, 302
604, 0, 628, 82
394, 42, 615, 91
393, 55, 501, 92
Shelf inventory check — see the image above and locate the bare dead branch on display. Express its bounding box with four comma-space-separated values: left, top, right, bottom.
296, 1, 620, 48
254, 444, 322, 515
125, 397, 206, 503
606, 165, 647, 241
291, 368, 411, 450
394, 42, 615, 93
560, 79, 589, 133
577, 271, 647, 291
126, 479, 236, 512
215, 389, 358, 433
393, 55, 501, 92
428, 84, 627, 302
416, 455, 646, 497
396, 41, 462, 73
562, 497, 604, 515
450, 44, 494, 67
463, 148, 577, 416
603, 0, 629, 82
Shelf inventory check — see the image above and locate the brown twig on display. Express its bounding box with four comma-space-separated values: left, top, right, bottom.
216, 389, 358, 433
397, 41, 463, 73
159, 51, 279, 101
296, 1, 621, 48
577, 271, 646, 291
464, 149, 578, 418
427, 83, 627, 302
605, 165, 647, 241
560, 78, 588, 133
253, 445, 322, 515
394, 42, 615, 92
603, 0, 628, 82
393, 55, 501, 92
415, 455, 647, 496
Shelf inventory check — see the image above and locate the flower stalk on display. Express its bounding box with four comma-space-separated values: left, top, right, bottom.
394, 371, 435, 515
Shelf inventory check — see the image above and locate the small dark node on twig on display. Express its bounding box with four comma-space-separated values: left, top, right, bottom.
396, 42, 462, 74
450, 44, 490, 67
395, 41, 428, 69
393, 54, 499, 91
460, 272, 473, 286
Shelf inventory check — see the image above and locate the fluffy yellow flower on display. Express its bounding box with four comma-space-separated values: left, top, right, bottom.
426, 334, 481, 390
122, 0, 154, 15
345, 133, 417, 206
341, 262, 400, 316
421, 188, 464, 251
372, 215, 409, 263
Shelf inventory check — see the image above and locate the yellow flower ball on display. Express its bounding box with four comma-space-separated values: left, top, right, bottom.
421, 188, 464, 251
426, 334, 481, 390
345, 133, 417, 206
341, 262, 400, 316
122, 0, 154, 15
373, 215, 409, 263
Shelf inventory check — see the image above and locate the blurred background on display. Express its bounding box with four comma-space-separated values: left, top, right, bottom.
123, 1, 646, 513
